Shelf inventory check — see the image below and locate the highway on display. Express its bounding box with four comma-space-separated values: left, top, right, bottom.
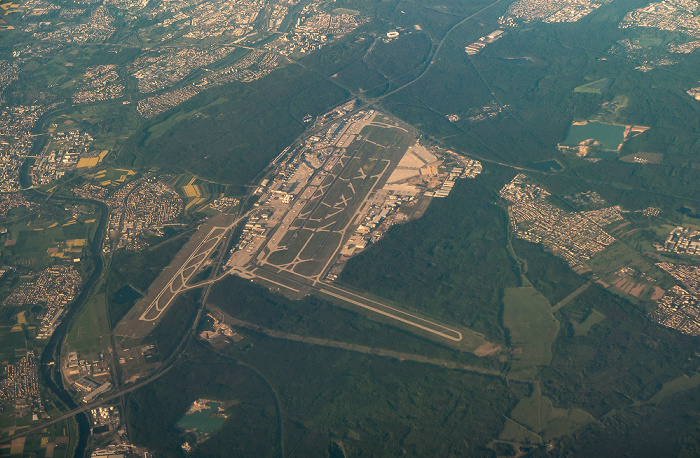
0, 209, 236, 445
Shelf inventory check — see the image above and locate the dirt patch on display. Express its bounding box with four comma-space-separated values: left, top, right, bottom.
10, 437, 25, 455
619, 151, 663, 164
629, 284, 645, 297
651, 286, 665, 301
473, 341, 502, 357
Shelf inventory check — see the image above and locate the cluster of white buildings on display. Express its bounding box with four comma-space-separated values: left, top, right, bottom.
660, 226, 700, 256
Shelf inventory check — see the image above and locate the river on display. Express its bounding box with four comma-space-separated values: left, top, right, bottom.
37, 194, 109, 458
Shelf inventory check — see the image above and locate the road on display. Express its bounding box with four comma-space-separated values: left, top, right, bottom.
373, 0, 507, 104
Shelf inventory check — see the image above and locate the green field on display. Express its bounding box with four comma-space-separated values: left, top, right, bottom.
266, 229, 313, 265
0, 329, 28, 362
362, 125, 402, 147
332, 7, 360, 15
298, 231, 341, 262
504, 382, 593, 442
88, 167, 138, 185
573, 309, 606, 336
573, 78, 613, 94
499, 418, 541, 444
502, 286, 559, 381
587, 242, 673, 288
646, 373, 700, 405
0, 217, 96, 269
0, 417, 77, 456
65, 283, 111, 354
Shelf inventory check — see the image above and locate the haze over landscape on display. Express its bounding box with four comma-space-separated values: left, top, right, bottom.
1, 0, 700, 455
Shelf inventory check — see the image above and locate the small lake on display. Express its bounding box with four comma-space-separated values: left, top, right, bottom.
680, 207, 700, 219
530, 160, 563, 171
562, 122, 626, 151
176, 401, 226, 436
592, 150, 618, 160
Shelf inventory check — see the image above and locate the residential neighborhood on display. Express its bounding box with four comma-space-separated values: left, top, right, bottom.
500, 174, 617, 268
3, 265, 83, 339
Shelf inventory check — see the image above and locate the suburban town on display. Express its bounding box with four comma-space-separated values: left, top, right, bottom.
73, 65, 124, 105
95, 176, 183, 252
115, 179, 182, 251
136, 49, 279, 118
500, 174, 618, 269
29, 5, 115, 43
0, 351, 46, 422
650, 277, 700, 336
0, 104, 54, 192
0, 192, 36, 219
276, 5, 369, 56
621, 0, 700, 37
3, 265, 83, 339
129, 46, 235, 94
500, 0, 611, 25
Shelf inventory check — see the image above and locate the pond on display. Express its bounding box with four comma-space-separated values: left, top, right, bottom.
562, 122, 626, 151
177, 400, 226, 437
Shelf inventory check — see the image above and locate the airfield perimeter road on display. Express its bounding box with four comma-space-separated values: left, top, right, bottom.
210, 309, 499, 375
